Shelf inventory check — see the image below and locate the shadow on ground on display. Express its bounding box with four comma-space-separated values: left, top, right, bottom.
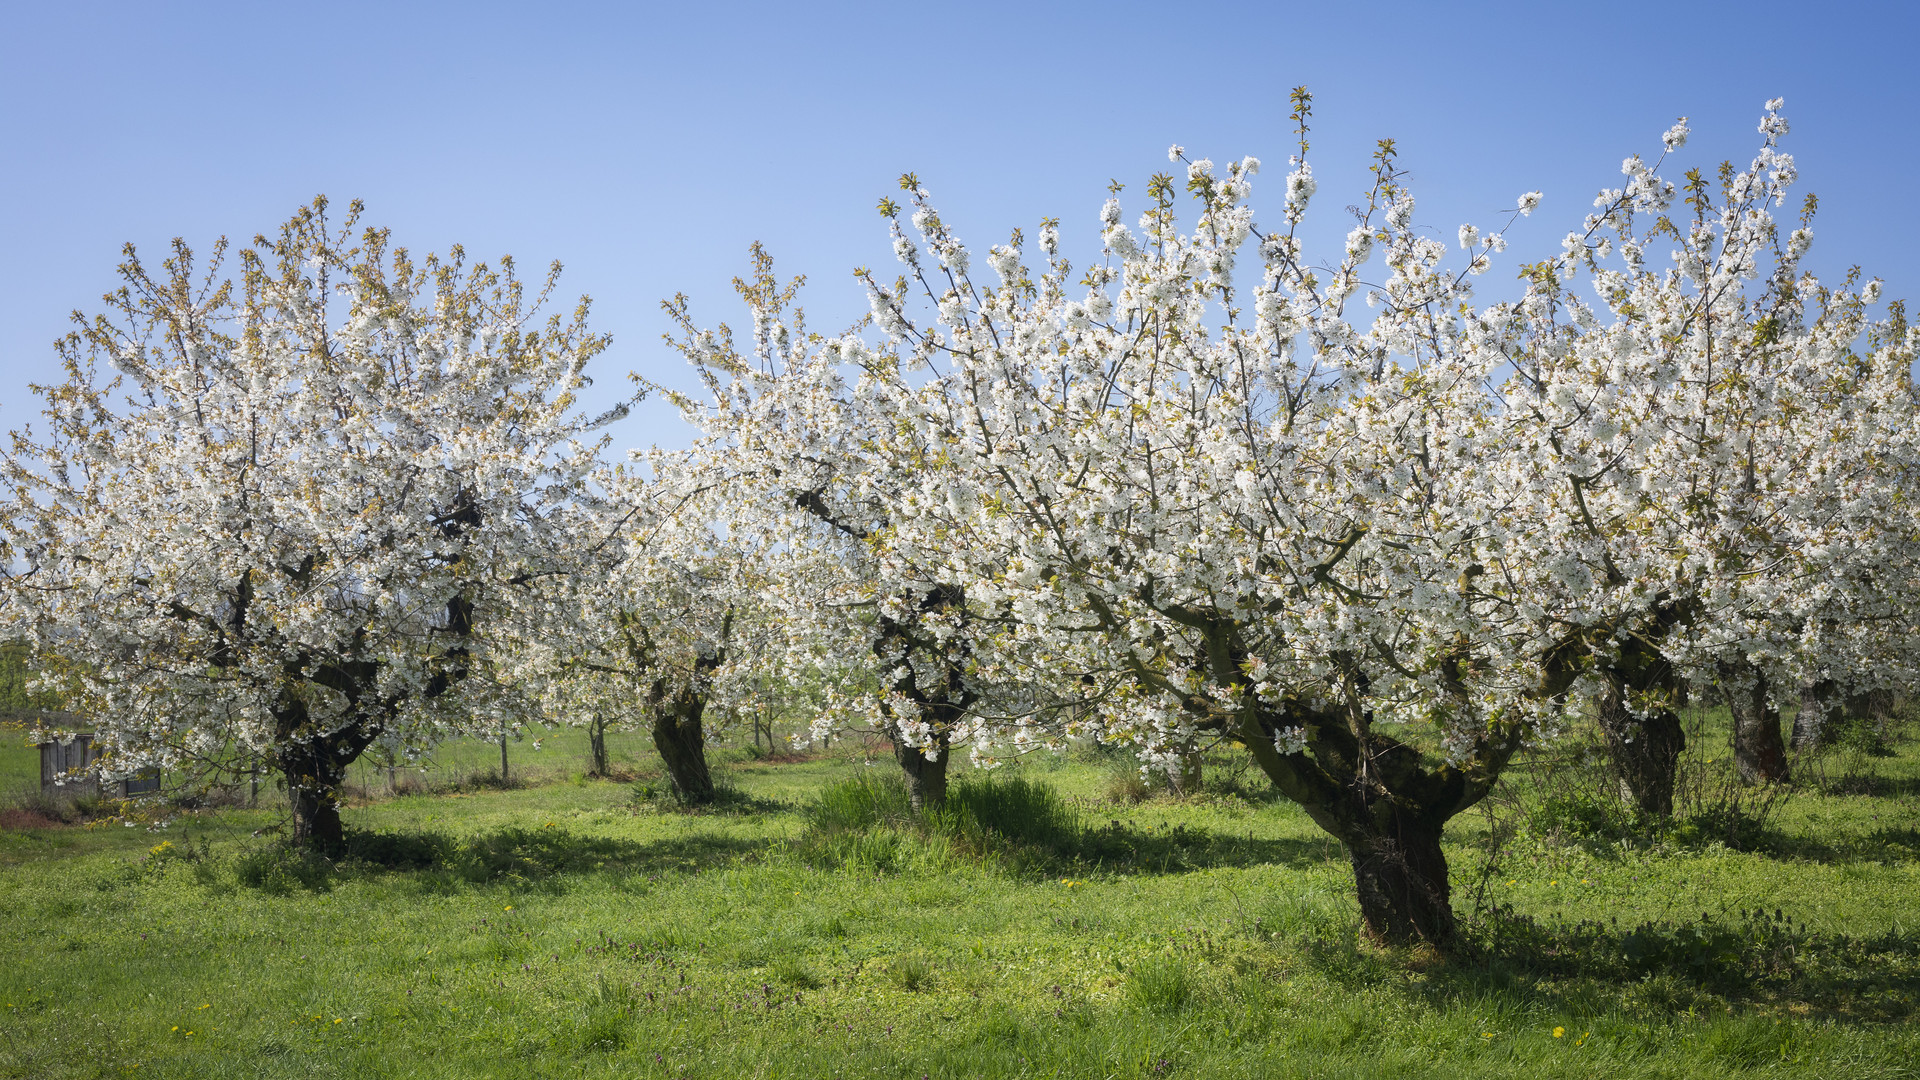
1072, 819, 1335, 874
1306, 906, 1920, 1024
232, 825, 770, 896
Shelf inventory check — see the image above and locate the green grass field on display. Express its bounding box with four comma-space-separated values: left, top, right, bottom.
2, 712, 1917, 1079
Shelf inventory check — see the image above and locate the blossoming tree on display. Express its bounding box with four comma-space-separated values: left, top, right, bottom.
674, 93, 1914, 946
1, 198, 623, 852
658, 249, 1061, 808
514, 450, 778, 803
1481, 101, 1918, 804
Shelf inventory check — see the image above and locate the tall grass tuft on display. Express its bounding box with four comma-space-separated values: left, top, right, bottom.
1124, 955, 1195, 1013
796, 769, 1084, 872
803, 770, 913, 833
569, 974, 635, 1052
938, 774, 1082, 851
887, 952, 934, 992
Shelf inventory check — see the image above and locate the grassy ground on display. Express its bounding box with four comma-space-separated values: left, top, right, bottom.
1, 712, 1917, 1079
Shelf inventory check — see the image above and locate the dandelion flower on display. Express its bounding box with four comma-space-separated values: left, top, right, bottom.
1554, 1026, 1566, 1038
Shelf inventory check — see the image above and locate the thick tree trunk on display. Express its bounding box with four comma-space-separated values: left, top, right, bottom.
894, 728, 950, 811
287, 777, 345, 856
1105, 615, 1529, 954
1596, 682, 1685, 817
1722, 661, 1789, 783
1237, 703, 1514, 952
1795, 680, 1837, 749
277, 735, 358, 857
873, 585, 973, 812
1349, 815, 1455, 948
652, 695, 714, 804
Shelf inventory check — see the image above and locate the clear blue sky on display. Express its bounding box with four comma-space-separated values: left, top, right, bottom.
3, 0, 1913, 449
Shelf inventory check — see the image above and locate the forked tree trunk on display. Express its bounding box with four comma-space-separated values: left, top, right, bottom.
265, 539, 473, 856
1573, 599, 1693, 818
1099, 608, 1530, 952
874, 584, 974, 812
633, 623, 729, 805
1721, 660, 1789, 783
272, 682, 384, 857
1596, 681, 1686, 817
787, 495, 981, 813
1236, 701, 1517, 952
283, 765, 347, 856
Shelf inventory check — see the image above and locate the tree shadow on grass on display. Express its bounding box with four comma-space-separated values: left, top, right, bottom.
1813, 772, 1920, 799
796, 771, 1341, 879
630, 779, 790, 817
353, 825, 772, 880
1387, 906, 1920, 1024
1499, 791, 1920, 866
1066, 819, 1336, 875
236, 826, 773, 895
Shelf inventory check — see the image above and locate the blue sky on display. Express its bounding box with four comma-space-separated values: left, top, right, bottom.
3, 0, 1913, 450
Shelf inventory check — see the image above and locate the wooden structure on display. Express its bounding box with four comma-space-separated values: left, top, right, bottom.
37, 733, 161, 798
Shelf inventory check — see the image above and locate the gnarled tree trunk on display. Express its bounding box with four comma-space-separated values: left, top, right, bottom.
788, 491, 979, 813
1093, 610, 1521, 953
1596, 681, 1687, 817
274, 713, 378, 857
280, 745, 351, 856
264, 508, 478, 855
875, 583, 975, 811
630, 614, 731, 806
1228, 680, 1518, 951
651, 688, 715, 804
1721, 660, 1789, 783
271, 662, 390, 856
1573, 599, 1692, 817
1349, 812, 1455, 947
1245, 722, 1502, 950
